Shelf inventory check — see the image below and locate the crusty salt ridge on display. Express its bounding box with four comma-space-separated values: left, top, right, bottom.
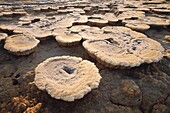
4, 34, 40, 55
102, 26, 148, 39
88, 18, 108, 27
34, 56, 101, 102
0, 33, 8, 41
125, 23, 150, 31
140, 16, 170, 26
83, 37, 164, 68
164, 35, 170, 41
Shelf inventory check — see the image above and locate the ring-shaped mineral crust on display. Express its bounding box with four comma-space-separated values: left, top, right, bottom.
34, 56, 101, 102
4, 34, 40, 55
83, 37, 164, 68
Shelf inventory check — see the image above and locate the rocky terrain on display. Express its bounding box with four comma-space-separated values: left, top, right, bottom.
0, 0, 170, 113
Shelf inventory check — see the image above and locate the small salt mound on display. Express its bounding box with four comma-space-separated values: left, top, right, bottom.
83, 35, 164, 68
4, 34, 39, 55
34, 56, 101, 102
0, 33, 8, 41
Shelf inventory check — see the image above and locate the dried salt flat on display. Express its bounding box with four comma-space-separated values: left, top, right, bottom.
34, 56, 101, 102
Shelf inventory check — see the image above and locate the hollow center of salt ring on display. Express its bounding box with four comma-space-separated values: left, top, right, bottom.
63, 66, 75, 74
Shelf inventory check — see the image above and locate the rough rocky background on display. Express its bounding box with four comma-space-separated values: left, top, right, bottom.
0, 0, 170, 113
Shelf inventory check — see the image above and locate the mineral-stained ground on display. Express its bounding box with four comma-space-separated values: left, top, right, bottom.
0, 0, 170, 113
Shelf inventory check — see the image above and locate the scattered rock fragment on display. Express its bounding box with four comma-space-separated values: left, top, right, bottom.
110, 80, 142, 106
151, 104, 169, 113
23, 103, 42, 113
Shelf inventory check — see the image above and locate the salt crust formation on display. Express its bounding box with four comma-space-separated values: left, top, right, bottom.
4, 34, 40, 55
125, 23, 150, 31
79, 27, 109, 40
34, 56, 101, 102
83, 27, 164, 68
0, 33, 8, 41
53, 28, 82, 46
102, 26, 148, 39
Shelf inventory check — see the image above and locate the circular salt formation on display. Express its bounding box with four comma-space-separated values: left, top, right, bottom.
4, 34, 40, 55
69, 25, 90, 33
102, 13, 118, 23
26, 28, 53, 40
53, 28, 82, 46
2, 11, 13, 16
0, 33, 8, 41
73, 15, 88, 24
141, 16, 170, 26
117, 11, 145, 20
152, 8, 170, 13
125, 23, 150, 31
83, 37, 164, 68
102, 26, 148, 39
88, 18, 108, 27
54, 16, 75, 28
56, 32, 82, 46
79, 27, 109, 40
34, 56, 101, 102
164, 35, 170, 41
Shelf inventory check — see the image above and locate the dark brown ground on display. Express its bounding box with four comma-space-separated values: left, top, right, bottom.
0, 0, 170, 113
